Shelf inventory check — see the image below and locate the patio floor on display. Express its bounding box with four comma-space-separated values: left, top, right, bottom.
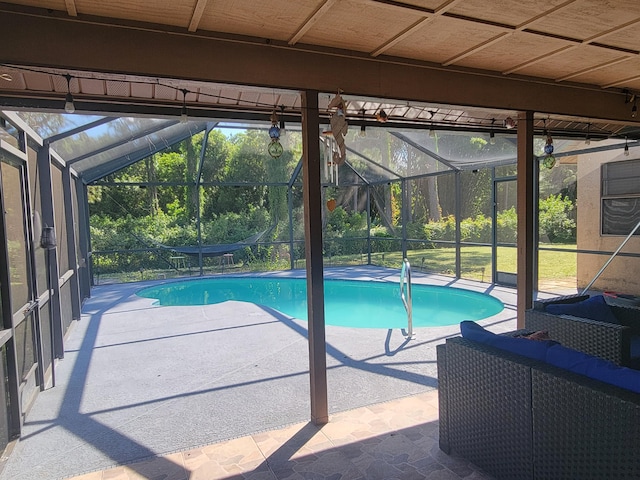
0, 267, 525, 480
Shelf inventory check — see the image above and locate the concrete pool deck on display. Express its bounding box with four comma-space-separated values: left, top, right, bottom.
0, 267, 532, 479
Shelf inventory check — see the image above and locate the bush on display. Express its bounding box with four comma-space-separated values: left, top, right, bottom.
496, 208, 517, 243
539, 194, 576, 243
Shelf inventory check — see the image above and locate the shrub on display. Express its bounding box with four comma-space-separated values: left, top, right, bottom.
539, 194, 576, 243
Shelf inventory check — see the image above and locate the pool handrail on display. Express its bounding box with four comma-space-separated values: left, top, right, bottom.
400, 258, 415, 339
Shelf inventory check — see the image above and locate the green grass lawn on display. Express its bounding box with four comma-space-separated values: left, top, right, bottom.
332, 244, 577, 284
94, 244, 578, 288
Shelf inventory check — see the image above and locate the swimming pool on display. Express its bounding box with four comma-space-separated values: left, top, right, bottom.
137, 277, 503, 328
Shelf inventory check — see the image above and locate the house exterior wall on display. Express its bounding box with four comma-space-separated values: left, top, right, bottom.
576, 143, 640, 295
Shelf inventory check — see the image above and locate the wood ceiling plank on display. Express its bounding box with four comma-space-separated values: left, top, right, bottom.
188, 0, 209, 32
442, 33, 509, 66
564, 57, 640, 88
602, 75, 640, 89
556, 56, 634, 82
442, 0, 576, 66
447, 0, 576, 28
514, 44, 628, 83
369, 0, 475, 57
454, 31, 569, 75
64, 0, 77, 16
75, 0, 194, 28
504, 15, 640, 76
512, 0, 577, 29
530, 0, 640, 40
502, 45, 575, 75
371, 0, 638, 73
384, 15, 505, 65
197, 0, 319, 42
369, 0, 466, 56
301, 0, 423, 53
289, 0, 339, 45
371, 17, 433, 57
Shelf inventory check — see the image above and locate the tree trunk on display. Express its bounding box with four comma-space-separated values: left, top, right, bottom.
185, 139, 198, 219
145, 155, 158, 216
427, 176, 441, 222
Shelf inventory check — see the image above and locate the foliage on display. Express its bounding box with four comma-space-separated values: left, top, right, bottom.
539, 194, 576, 243
87, 128, 578, 280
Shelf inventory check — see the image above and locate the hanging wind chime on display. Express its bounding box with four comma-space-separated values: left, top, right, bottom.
322, 91, 348, 185
268, 109, 283, 158
542, 125, 555, 169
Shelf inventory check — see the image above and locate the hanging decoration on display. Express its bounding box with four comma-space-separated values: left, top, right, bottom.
268, 109, 283, 158
328, 91, 348, 165
542, 129, 555, 169
321, 91, 348, 186
322, 133, 339, 185
376, 109, 388, 122
327, 198, 337, 212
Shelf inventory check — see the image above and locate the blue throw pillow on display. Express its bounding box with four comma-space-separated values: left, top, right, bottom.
460, 321, 553, 361
545, 295, 618, 324
547, 344, 640, 393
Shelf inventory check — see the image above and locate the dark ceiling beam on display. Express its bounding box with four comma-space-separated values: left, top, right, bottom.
0, 95, 305, 125
1, 9, 637, 125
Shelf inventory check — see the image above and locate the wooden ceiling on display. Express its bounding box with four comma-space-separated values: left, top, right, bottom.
2, 0, 640, 137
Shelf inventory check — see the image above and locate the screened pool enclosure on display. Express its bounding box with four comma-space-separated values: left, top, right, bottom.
8, 102, 634, 294
2, 88, 640, 459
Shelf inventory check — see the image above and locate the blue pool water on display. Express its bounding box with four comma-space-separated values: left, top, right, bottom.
137, 277, 503, 328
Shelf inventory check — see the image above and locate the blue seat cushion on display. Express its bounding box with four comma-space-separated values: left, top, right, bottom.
546, 344, 640, 394
460, 321, 555, 361
545, 295, 618, 324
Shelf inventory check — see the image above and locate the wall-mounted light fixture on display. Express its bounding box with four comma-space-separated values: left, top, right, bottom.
40, 226, 57, 249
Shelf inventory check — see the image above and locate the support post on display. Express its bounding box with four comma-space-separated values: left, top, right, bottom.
77, 182, 92, 294
366, 185, 371, 265
401, 179, 407, 258
62, 168, 81, 322
195, 124, 213, 276
301, 90, 328, 425
37, 146, 64, 358
517, 111, 535, 328
455, 171, 461, 278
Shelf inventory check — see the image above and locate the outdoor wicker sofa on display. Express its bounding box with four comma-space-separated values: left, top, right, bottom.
437, 329, 640, 479
525, 294, 640, 367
